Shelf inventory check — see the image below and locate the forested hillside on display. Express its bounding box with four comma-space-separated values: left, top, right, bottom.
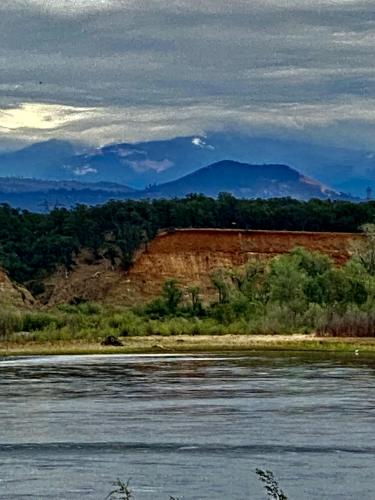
141, 160, 343, 200
1, 195, 375, 293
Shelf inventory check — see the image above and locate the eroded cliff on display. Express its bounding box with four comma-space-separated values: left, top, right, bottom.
43, 229, 362, 306
0, 269, 34, 309
122, 229, 361, 299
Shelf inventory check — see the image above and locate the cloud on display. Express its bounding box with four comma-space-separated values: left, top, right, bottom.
192, 137, 215, 150
0, 1, 374, 149
2, 98, 375, 151
0, 103, 95, 131
127, 158, 174, 173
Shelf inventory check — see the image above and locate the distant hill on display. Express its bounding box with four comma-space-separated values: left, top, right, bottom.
0, 178, 137, 211
0, 177, 135, 194
140, 160, 346, 200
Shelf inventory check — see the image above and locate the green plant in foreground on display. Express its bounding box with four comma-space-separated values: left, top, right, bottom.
256, 468, 288, 500
106, 470, 285, 499
105, 478, 180, 500
106, 479, 134, 500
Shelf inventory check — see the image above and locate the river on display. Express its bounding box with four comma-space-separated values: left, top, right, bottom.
0, 352, 374, 499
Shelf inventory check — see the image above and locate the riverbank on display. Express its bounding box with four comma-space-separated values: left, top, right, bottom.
1, 334, 375, 356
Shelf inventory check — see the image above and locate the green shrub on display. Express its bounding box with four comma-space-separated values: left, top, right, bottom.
76, 302, 102, 315
21, 312, 62, 332
143, 298, 169, 318
0, 310, 23, 337
162, 279, 182, 314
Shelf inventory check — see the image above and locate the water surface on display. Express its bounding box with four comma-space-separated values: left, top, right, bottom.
0, 352, 375, 499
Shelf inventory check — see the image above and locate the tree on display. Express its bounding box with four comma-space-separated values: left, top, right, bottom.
352, 223, 375, 276
266, 255, 308, 311
162, 279, 182, 313
187, 286, 204, 315
211, 270, 230, 304
115, 224, 146, 270
103, 244, 120, 269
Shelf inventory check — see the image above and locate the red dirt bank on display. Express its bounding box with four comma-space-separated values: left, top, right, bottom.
42, 229, 362, 306
125, 229, 361, 299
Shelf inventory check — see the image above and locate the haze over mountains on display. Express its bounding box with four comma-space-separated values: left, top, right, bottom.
0, 132, 374, 195
0, 131, 372, 210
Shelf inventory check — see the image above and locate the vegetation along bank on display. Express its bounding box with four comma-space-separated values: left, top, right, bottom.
1, 196, 375, 353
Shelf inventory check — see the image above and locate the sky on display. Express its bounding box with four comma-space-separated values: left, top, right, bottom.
0, 0, 374, 150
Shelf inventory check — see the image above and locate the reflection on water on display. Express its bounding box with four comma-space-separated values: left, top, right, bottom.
0, 352, 375, 499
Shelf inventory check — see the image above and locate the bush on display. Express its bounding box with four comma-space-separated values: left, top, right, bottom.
318, 308, 375, 337
0, 310, 23, 337
162, 279, 182, 313
143, 298, 169, 319
21, 312, 62, 332
76, 302, 102, 315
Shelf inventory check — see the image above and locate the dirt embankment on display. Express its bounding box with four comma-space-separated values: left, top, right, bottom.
42, 251, 127, 307
42, 229, 362, 306
0, 269, 34, 309
123, 229, 361, 299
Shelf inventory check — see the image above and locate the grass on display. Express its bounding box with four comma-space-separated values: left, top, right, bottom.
2, 299, 375, 357
2, 334, 375, 357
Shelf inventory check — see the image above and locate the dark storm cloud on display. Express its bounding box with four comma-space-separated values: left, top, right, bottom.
0, 1, 374, 147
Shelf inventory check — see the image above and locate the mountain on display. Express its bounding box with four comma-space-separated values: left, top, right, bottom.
0, 161, 349, 211
0, 136, 215, 186
50, 133, 375, 197
206, 134, 374, 198
1, 132, 373, 196
0, 140, 81, 179
139, 160, 346, 200
63, 136, 219, 187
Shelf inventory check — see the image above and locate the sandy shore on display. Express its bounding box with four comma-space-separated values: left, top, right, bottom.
1, 334, 375, 356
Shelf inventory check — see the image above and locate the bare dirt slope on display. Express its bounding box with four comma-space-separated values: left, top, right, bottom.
42, 229, 361, 306
42, 250, 146, 307
0, 269, 34, 309
123, 229, 361, 299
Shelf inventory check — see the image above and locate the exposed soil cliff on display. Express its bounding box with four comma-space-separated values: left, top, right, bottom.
42, 229, 362, 306
0, 269, 34, 309
41, 251, 125, 307
122, 229, 361, 299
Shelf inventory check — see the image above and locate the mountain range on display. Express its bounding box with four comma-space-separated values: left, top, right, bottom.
0, 159, 350, 212
0, 132, 374, 197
